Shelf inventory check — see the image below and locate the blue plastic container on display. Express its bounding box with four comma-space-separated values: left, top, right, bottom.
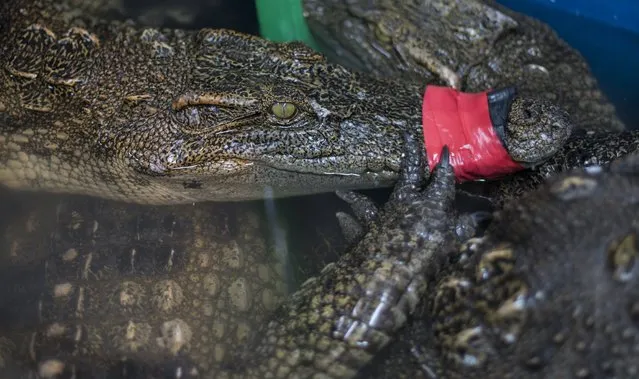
497, 0, 639, 127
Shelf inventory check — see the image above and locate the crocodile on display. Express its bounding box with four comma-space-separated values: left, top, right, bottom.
0, 132, 470, 378
0, 0, 572, 205
302, 0, 626, 132
301, 0, 639, 206
0, 0, 605, 378
345, 150, 639, 378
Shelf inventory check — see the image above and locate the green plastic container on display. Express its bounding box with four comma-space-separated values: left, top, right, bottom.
255, 0, 319, 50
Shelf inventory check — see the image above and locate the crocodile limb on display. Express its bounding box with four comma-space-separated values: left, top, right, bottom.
1, 133, 465, 378
303, 0, 625, 132
355, 148, 639, 378
0, 0, 571, 205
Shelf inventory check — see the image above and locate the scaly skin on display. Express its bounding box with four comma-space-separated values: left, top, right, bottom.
478, 130, 639, 206
303, 0, 625, 132
347, 151, 639, 378
0, 0, 572, 204
301, 0, 639, 205
67, 0, 639, 208
0, 197, 289, 377
0, 133, 464, 378
0, 0, 616, 377
0, 1, 510, 377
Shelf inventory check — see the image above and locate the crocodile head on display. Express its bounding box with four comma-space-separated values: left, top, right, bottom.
302, 0, 625, 132
0, 21, 571, 204
88, 30, 437, 203
303, 0, 518, 87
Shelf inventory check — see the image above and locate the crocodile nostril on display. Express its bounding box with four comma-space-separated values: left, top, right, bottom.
523, 109, 533, 119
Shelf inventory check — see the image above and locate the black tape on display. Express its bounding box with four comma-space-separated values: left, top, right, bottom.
487, 86, 518, 146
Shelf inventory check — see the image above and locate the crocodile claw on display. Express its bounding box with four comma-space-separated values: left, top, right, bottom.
238, 129, 459, 377
454, 211, 493, 241
418, 144, 454, 206
335, 189, 379, 226
335, 211, 366, 245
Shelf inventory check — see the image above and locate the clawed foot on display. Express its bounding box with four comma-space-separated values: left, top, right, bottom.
336, 132, 491, 248
335, 132, 456, 244
335, 190, 379, 245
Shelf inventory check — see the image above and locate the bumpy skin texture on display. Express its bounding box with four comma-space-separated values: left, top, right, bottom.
303, 0, 625, 132
0, 0, 618, 378
358, 153, 639, 378
0, 0, 572, 204
475, 130, 639, 206
0, 133, 463, 378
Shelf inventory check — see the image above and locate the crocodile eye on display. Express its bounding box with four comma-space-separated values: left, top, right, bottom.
271, 102, 297, 119
373, 23, 392, 43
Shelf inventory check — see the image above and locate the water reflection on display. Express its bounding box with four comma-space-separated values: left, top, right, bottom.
101, 0, 260, 35
0, 187, 348, 374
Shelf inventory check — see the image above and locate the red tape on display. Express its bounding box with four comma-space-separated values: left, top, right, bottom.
422, 85, 524, 182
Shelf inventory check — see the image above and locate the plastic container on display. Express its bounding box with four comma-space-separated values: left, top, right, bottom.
256, 0, 639, 127
498, 0, 639, 127
255, 0, 319, 50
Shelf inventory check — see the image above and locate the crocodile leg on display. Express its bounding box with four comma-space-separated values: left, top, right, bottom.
229, 133, 458, 378
0, 132, 459, 378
